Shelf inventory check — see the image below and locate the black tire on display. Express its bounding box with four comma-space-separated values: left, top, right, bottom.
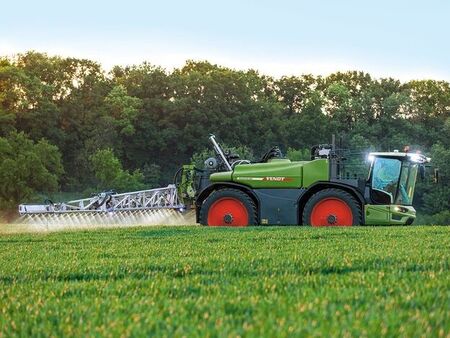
199, 188, 257, 226
302, 188, 361, 226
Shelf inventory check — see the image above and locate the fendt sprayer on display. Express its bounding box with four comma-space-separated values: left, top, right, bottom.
19, 135, 430, 226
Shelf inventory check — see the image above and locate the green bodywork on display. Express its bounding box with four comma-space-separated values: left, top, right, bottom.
210, 158, 329, 188
203, 152, 425, 225
178, 164, 196, 205
365, 204, 416, 225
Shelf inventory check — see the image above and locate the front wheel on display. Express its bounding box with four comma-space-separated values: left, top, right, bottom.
303, 189, 361, 226
199, 189, 257, 226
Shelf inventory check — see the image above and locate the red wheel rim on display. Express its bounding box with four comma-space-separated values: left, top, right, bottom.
310, 198, 353, 226
207, 197, 249, 226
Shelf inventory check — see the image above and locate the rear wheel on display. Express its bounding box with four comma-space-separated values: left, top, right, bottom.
199, 189, 257, 226
303, 188, 361, 226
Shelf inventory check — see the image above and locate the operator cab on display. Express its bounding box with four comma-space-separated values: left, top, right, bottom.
368, 152, 430, 205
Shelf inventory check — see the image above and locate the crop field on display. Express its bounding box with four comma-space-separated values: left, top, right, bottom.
0, 226, 449, 337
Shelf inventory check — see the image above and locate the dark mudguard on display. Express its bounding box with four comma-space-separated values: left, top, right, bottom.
254, 189, 305, 225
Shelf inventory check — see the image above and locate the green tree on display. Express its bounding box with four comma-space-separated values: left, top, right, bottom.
275, 75, 316, 116
142, 163, 161, 188
104, 85, 142, 136
421, 143, 450, 213
286, 148, 310, 161
190, 144, 254, 169
89, 148, 145, 192
0, 131, 63, 207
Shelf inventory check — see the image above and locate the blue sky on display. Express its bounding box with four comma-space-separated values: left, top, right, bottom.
1, 0, 449, 81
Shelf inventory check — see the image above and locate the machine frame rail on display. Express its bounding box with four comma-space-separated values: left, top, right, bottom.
19, 185, 183, 215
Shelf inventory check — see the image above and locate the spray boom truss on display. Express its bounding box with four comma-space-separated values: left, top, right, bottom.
19, 185, 183, 215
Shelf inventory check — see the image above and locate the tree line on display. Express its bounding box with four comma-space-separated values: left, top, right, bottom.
0, 52, 449, 223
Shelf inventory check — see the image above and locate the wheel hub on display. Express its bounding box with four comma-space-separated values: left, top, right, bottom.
223, 213, 233, 224
327, 214, 337, 224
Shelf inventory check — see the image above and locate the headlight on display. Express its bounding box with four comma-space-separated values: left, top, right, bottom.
393, 206, 408, 213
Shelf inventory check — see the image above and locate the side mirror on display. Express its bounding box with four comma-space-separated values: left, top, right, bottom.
434, 168, 439, 184
419, 165, 426, 181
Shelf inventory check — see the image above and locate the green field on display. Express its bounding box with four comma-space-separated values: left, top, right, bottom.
0, 226, 449, 337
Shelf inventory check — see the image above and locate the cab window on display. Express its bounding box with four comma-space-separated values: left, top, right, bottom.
395, 163, 418, 205
371, 157, 401, 204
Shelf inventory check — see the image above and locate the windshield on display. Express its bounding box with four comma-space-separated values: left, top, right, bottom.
395, 163, 418, 205
371, 157, 419, 206
371, 158, 402, 203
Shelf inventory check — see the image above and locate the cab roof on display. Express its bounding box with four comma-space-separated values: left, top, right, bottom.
369, 152, 430, 163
